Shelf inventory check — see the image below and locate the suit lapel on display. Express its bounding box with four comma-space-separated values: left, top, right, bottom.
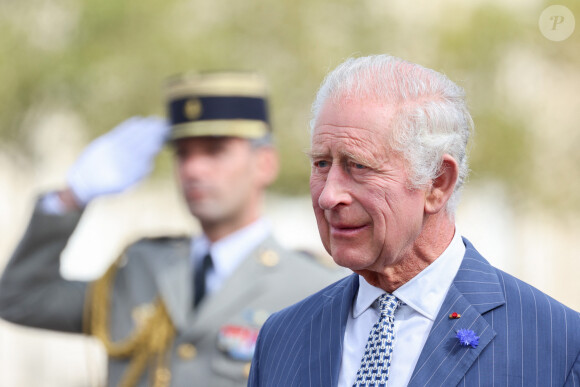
306, 274, 358, 387
408, 238, 505, 386
145, 238, 192, 332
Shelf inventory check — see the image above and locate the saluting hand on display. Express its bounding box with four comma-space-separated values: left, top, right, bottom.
66, 116, 169, 206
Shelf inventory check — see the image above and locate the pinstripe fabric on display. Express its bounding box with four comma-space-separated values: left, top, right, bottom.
249, 275, 357, 386
249, 238, 580, 386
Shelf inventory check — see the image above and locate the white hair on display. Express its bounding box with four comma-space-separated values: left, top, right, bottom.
310, 55, 473, 215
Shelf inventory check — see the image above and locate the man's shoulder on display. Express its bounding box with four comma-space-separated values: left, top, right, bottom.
264, 274, 356, 328
112, 235, 191, 271
494, 266, 580, 320
462, 238, 580, 331
255, 236, 344, 275
281, 248, 344, 275
128, 234, 190, 253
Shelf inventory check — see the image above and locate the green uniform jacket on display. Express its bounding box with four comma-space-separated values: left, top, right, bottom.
0, 202, 345, 386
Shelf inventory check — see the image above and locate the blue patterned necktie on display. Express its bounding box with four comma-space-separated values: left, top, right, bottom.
353, 293, 401, 386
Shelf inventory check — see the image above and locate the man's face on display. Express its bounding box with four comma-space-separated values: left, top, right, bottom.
309, 98, 427, 272
174, 137, 263, 230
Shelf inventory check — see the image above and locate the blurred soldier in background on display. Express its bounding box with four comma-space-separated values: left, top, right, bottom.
0, 72, 343, 386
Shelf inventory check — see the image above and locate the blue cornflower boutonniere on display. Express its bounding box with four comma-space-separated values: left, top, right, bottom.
456, 328, 479, 348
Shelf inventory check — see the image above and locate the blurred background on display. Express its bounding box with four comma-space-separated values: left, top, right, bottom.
0, 0, 578, 385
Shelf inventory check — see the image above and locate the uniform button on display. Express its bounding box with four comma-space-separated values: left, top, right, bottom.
243, 362, 252, 378
177, 343, 197, 360
155, 367, 171, 386
259, 250, 279, 267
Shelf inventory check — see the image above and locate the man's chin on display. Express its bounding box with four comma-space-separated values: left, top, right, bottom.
188, 205, 222, 223
330, 249, 372, 271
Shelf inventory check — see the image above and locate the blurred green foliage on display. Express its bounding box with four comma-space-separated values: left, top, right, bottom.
1, 0, 578, 212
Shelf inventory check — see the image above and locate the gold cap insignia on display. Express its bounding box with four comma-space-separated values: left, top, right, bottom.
184, 98, 202, 120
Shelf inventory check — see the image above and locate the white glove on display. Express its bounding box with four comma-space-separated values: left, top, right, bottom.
67, 116, 170, 206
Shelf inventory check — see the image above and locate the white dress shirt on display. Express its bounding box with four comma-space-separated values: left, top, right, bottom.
191, 218, 271, 295
338, 230, 466, 387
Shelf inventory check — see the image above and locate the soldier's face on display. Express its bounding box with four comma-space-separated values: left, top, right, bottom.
174, 137, 269, 239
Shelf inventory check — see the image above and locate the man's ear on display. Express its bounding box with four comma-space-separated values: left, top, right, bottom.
255, 146, 279, 187
424, 154, 458, 214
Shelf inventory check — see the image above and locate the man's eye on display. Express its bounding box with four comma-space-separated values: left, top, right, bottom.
315, 160, 329, 168
207, 144, 226, 155
351, 162, 366, 169
174, 149, 188, 160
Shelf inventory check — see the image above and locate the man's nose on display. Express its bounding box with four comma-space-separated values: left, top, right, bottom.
182, 154, 212, 176
317, 166, 352, 210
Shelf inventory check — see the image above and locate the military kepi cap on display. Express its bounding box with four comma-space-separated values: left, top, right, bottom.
165, 71, 271, 140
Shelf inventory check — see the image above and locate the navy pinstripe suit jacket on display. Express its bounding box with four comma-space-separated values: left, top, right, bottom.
249, 238, 580, 386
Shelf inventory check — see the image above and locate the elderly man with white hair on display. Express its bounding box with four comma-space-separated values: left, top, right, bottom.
248, 54, 580, 387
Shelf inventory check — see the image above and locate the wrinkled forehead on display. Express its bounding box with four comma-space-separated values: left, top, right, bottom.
311, 96, 397, 146
311, 125, 379, 149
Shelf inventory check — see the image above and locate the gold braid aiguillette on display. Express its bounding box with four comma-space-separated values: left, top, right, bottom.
84, 254, 176, 387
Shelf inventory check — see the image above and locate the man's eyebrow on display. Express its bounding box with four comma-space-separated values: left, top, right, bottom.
305, 150, 328, 160
340, 150, 380, 168
305, 149, 381, 168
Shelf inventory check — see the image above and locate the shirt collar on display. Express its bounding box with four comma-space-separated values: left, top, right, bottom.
353, 229, 465, 320
191, 217, 271, 277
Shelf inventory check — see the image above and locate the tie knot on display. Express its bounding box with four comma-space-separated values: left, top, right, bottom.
202, 252, 213, 271
377, 293, 400, 318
